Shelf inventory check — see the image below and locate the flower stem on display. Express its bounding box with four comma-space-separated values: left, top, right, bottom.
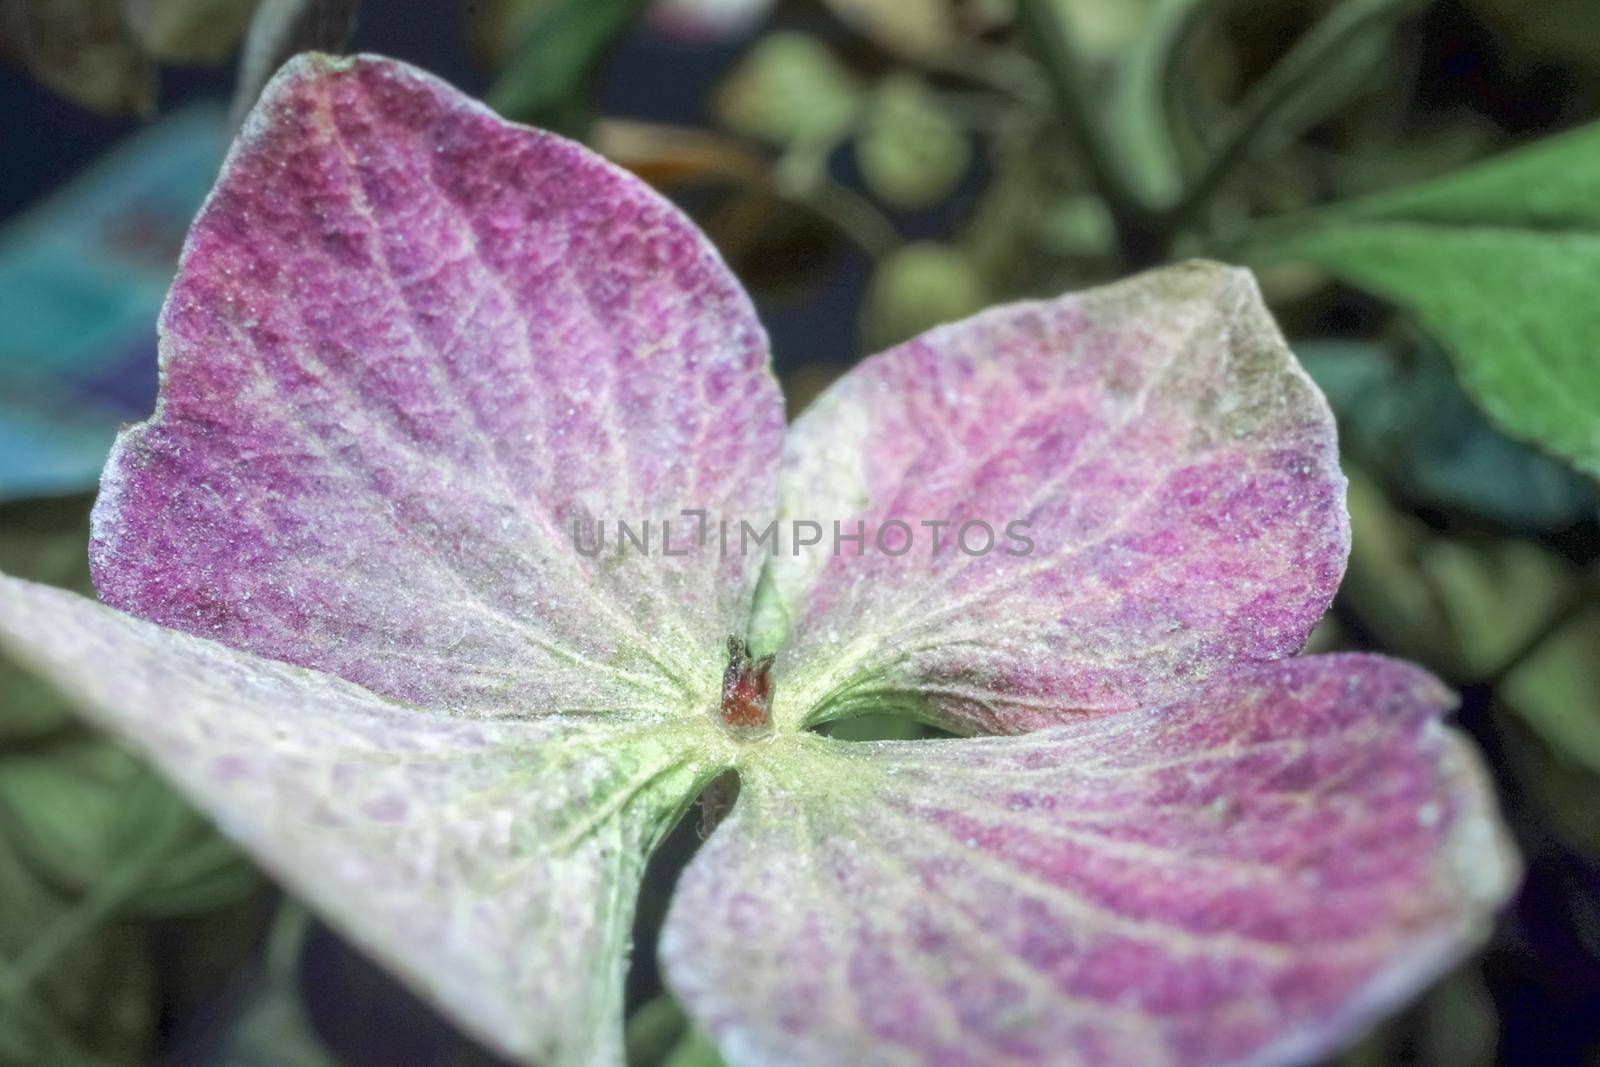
1164, 0, 1420, 235
1013, 0, 1168, 266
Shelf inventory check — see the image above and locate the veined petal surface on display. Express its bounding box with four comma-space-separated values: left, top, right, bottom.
0, 576, 721, 1067
759, 262, 1348, 733
90, 53, 784, 718
663, 656, 1517, 1067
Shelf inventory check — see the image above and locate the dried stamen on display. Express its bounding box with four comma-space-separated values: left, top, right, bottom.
720, 635, 775, 733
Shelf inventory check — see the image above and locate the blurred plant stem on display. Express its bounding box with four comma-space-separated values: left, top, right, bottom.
487, 0, 652, 134
6, 803, 189, 995
0, 807, 189, 1066
774, 140, 901, 259
1165, 0, 1421, 235
264, 898, 312, 984
1014, 0, 1169, 266
1478, 585, 1593, 689
231, 0, 362, 127
1016, 0, 1421, 266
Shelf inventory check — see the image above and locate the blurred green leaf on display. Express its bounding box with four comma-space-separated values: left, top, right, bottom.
1038, 194, 1117, 256
822, 712, 930, 741
0, 497, 93, 741
1105, 0, 1200, 205
485, 0, 647, 131
963, 153, 1051, 291
626, 993, 690, 1067
1261, 124, 1600, 478
861, 241, 987, 350
1421, 538, 1571, 674
0, 743, 260, 916
1052, 0, 1157, 59
1504, 608, 1600, 778
1322, 122, 1497, 202
820, 0, 955, 59
0, 818, 155, 1065
1253, 4, 1400, 158
623, 991, 725, 1066
0, 0, 153, 114
0, 742, 141, 895
855, 73, 969, 210
1499, 691, 1600, 858
468, 0, 550, 65
1300, 340, 1599, 528
123, 0, 256, 62
714, 31, 861, 147
1341, 469, 1448, 657
1341, 468, 1571, 680
0, 0, 256, 114
0, 660, 73, 742
662, 1027, 727, 1067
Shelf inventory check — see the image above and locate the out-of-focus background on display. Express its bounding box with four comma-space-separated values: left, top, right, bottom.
1, 1, 1598, 1064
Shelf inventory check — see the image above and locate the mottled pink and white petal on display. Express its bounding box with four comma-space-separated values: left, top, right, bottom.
664, 656, 1518, 1067
91, 53, 784, 719
759, 261, 1348, 734
0, 575, 722, 1067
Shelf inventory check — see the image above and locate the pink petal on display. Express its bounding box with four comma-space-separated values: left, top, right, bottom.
91, 53, 784, 716
0, 575, 722, 1066
760, 262, 1349, 734
662, 655, 1518, 1067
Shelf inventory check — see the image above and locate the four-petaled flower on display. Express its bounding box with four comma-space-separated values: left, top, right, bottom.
0, 54, 1518, 1067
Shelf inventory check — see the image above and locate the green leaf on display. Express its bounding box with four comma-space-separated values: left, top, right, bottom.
1339, 468, 1572, 680
1259, 123, 1600, 477
1103, 0, 1199, 205
858, 241, 987, 351
484, 0, 648, 131
1497, 690, 1600, 859
624, 994, 689, 1067
854, 73, 970, 210
0, 497, 92, 741
1503, 608, 1600, 779
1299, 340, 1598, 529
622, 992, 729, 1067
713, 31, 861, 148
0, 811, 157, 1065
0, 742, 144, 894
661, 1027, 727, 1067
0, 0, 256, 114
122, 0, 256, 62
0, 0, 153, 114
819, 0, 955, 59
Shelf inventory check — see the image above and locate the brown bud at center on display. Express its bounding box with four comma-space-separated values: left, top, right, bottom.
720, 635, 774, 734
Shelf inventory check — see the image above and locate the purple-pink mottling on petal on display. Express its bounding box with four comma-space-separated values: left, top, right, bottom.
90, 53, 784, 717
762, 263, 1349, 735
663, 655, 1519, 1067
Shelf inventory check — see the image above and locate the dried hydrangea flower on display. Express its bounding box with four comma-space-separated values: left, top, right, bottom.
0, 54, 1518, 1067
